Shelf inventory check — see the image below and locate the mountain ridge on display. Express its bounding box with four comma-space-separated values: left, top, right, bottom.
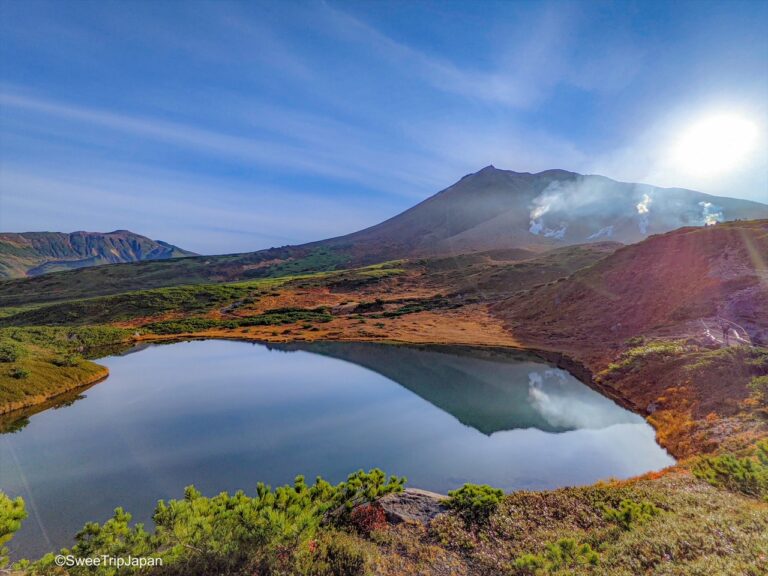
0, 230, 196, 278
0, 166, 766, 303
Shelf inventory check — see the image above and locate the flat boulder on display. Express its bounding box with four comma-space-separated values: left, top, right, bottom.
379, 488, 448, 525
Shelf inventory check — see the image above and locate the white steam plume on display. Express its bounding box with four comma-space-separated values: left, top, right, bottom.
635, 193, 652, 233
699, 201, 724, 226
528, 181, 569, 239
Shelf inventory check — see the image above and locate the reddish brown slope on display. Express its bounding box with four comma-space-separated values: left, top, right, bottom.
492, 220, 768, 456
492, 220, 768, 355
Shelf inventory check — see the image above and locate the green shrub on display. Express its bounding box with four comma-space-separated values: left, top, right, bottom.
605, 340, 687, 374
625, 336, 646, 347
0, 339, 23, 363
239, 307, 333, 327
0, 283, 260, 326
510, 553, 545, 575
9, 367, 29, 380
447, 483, 504, 526
0, 326, 131, 357
143, 308, 333, 335
143, 317, 227, 334
692, 440, 768, 499
510, 538, 599, 575
372, 296, 453, 319
52, 353, 81, 367
23, 469, 403, 575
748, 375, 768, 406
0, 492, 26, 568
602, 498, 660, 530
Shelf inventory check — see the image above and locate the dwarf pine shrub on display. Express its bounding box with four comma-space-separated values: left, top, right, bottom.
693, 440, 768, 499
511, 538, 599, 575
447, 483, 504, 526
602, 498, 660, 530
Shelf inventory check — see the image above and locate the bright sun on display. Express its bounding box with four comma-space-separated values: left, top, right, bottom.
671, 113, 758, 176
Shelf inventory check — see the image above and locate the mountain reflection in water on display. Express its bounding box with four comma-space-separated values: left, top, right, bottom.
272, 342, 640, 435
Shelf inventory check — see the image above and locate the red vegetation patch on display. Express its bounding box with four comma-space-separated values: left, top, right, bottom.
350, 503, 388, 535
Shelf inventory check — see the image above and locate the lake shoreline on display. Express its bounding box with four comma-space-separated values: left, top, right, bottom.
0, 363, 108, 416
0, 332, 661, 456
3, 338, 675, 559
133, 333, 652, 432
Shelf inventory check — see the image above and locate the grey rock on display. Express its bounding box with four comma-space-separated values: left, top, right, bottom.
379, 488, 449, 525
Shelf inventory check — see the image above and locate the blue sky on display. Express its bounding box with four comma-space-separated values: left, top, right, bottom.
1, 0, 766, 254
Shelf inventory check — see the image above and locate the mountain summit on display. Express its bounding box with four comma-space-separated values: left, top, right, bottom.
311, 166, 768, 262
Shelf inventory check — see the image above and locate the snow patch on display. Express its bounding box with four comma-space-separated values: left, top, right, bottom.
587, 225, 614, 240
543, 225, 567, 239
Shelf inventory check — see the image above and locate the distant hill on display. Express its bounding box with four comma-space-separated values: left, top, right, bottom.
0, 230, 196, 278
0, 167, 766, 304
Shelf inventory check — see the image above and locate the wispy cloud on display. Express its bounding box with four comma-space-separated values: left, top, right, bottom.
319, 2, 580, 108
1, 87, 470, 199
0, 91, 377, 186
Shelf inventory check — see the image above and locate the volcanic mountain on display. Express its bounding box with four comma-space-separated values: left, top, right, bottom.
0, 230, 196, 278
312, 166, 768, 262
0, 167, 766, 304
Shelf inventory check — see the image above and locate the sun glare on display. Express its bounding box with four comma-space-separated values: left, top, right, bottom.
671, 113, 758, 176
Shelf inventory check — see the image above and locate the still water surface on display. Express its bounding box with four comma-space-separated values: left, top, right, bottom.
0, 340, 673, 558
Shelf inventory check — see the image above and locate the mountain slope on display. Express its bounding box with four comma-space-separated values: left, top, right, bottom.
310, 166, 768, 262
0, 230, 196, 278
491, 219, 768, 350
0, 167, 765, 304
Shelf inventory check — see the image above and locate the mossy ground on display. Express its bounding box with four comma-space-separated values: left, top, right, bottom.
0, 326, 130, 414
0, 347, 107, 414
